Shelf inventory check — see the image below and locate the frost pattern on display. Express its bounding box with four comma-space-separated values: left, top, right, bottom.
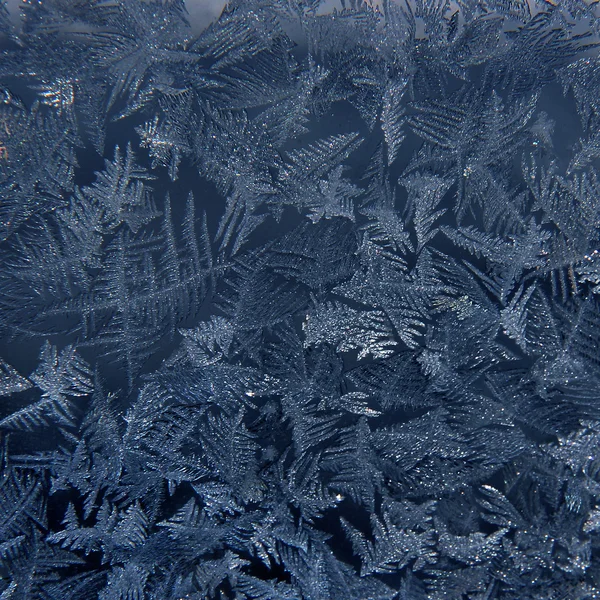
1, 0, 600, 598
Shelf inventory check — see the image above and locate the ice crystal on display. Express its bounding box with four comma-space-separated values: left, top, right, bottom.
1, 0, 600, 598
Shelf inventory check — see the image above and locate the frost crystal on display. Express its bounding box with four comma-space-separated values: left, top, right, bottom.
1, 0, 600, 598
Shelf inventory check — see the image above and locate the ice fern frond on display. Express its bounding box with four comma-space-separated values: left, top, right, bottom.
401, 173, 451, 253
0, 342, 92, 432
341, 509, 436, 576
0, 97, 78, 240
280, 133, 362, 199
303, 302, 398, 360
192, 2, 284, 69
0, 360, 32, 397
86, 143, 157, 233
441, 225, 511, 261
381, 78, 408, 166
198, 408, 264, 504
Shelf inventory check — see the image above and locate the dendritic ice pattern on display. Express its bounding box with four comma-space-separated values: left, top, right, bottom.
2, 0, 600, 598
